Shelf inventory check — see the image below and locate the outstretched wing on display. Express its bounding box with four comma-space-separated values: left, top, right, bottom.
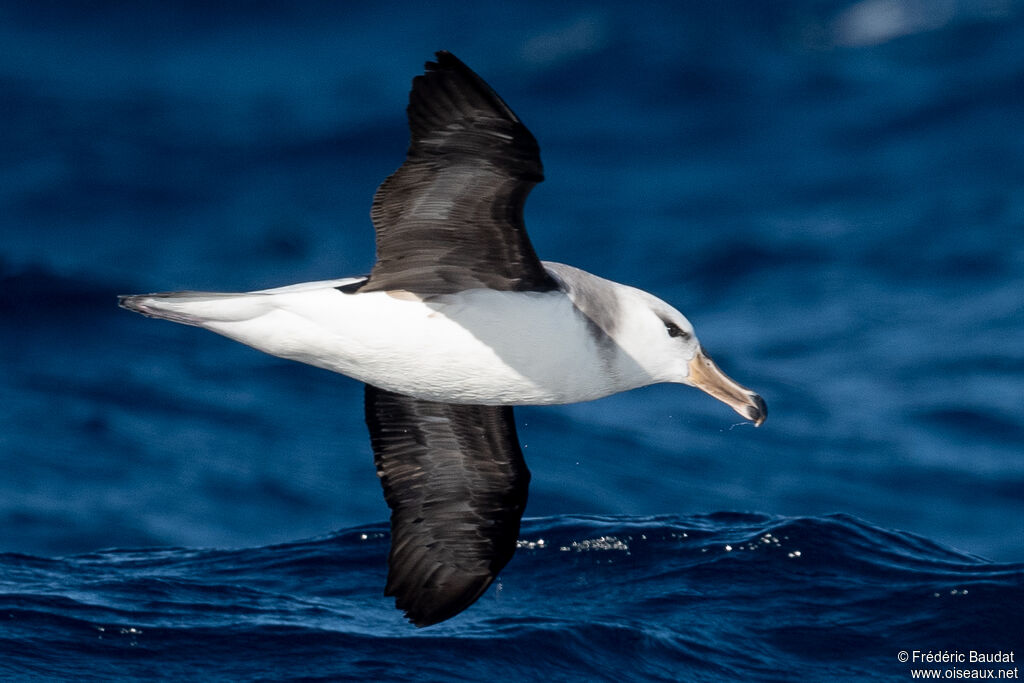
364, 384, 531, 626
360, 51, 557, 295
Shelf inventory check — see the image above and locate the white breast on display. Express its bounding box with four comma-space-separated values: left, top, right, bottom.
198, 284, 652, 405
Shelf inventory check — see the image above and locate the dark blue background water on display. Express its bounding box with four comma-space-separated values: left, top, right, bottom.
2, 2, 1022, 680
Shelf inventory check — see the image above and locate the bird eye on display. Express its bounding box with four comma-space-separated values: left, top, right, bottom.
663, 320, 690, 340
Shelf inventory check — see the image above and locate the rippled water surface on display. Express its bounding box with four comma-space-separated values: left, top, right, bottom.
3, 515, 1022, 681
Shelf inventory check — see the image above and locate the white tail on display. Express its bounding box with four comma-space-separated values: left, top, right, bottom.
117, 277, 364, 327
117, 291, 271, 327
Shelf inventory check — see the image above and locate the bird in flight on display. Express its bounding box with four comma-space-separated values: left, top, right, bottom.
120, 51, 766, 626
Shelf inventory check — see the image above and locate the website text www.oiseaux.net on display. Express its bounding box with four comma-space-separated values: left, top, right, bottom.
898, 650, 1017, 680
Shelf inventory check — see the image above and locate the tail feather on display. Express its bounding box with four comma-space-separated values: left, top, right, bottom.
118, 291, 268, 327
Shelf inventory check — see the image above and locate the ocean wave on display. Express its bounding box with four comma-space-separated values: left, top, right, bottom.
1, 514, 1020, 681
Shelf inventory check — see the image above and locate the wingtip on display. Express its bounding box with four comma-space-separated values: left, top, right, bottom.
385, 589, 448, 628
427, 50, 464, 73
405, 609, 445, 628
395, 598, 476, 628
384, 567, 498, 627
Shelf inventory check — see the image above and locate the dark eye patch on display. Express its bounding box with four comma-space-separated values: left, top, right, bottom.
662, 319, 690, 340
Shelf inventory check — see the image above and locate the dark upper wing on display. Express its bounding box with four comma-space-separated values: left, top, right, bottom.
364, 384, 531, 626
359, 51, 557, 295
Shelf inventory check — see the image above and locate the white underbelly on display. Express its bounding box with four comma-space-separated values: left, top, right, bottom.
202, 286, 630, 405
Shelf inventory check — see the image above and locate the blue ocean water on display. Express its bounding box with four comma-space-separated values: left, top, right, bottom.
2, 514, 1022, 681
2, 1, 1023, 680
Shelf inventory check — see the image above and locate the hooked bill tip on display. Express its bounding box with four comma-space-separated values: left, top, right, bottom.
745, 393, 767, 427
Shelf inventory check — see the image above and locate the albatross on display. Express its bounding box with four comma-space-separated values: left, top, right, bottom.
119, 51, 766, 626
